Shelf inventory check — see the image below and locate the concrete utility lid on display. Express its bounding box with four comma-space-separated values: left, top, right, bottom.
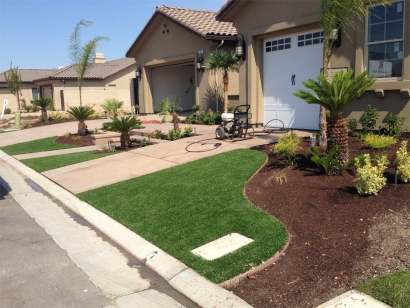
316, 290, 390, 308
191, 233, 254, 261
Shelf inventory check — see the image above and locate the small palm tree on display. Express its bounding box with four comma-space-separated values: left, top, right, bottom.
100, 98, 124, 117
33, 97, 53, 120
294, 69, 375, 174
203, 49, 239, 113
157, 95, 183, 125
106, 116, 144, 148
67, 105, 95, 136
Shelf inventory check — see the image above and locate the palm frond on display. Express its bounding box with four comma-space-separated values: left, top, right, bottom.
106, 116, 144, 135
68, 19, 93, 64
67, 106, 95, 121
294, 69, 375, 115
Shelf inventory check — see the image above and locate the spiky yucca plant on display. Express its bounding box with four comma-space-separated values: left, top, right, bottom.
294, 69, 375, 174
33, 97, 53, 120
106, 116, 144, 148
67, 105, 95, 136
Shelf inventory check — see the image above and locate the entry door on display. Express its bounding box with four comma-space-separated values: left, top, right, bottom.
263, 30, 323, 130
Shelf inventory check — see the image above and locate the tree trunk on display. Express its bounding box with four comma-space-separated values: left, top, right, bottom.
41, 108, 47, 120
327, 113, 348, 175
78, 120, 87, 136
120, 133, 130, 148
223, 73, 229, 113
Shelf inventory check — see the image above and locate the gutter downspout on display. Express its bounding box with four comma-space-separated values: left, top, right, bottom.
215, 40, 224, 112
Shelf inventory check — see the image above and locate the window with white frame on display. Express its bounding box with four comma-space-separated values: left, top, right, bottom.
367, 1, 404, 78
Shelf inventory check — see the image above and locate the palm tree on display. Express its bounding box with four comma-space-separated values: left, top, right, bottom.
294, 69, 375, 174
100, 98, 124, 117
67, 105, 95, 136
68, 20, 110, 106
203, 49, 239, 113
316, 0, 389, 145
33, 97, 53, 120
157, 95, 183, 126
106, 116, 144, 148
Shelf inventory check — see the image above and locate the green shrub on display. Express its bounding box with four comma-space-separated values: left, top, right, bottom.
4, 108, 11, 114
183, 115, 196, 124
102, 122, 112, 131
394, 141, 410, 183
361, 105, 379, 133
354, 154, 388, 195
149, 129, 165, 139
32, 105, 40, 112
24, 105, 33, 113
271, 133, 301, 165
346, 117, 359, 136
167, 129, 181, 141
363, 134, 397, 149
384, 112, 407, 137
183, 126, 194, 137
49, 111, 71, 120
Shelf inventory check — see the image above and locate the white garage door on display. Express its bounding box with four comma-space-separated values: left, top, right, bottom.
263, 29, 324, 130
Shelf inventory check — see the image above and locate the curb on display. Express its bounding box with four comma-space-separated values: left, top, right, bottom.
0, 150, 252, 308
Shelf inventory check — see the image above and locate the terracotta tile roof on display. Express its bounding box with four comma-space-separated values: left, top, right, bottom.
216, 0, 240, 21
0, 69, 58, 83
126, 5, 237, 57
36, 58, 136, 81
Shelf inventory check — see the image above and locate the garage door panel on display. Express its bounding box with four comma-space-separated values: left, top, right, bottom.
263, 29, 323, 130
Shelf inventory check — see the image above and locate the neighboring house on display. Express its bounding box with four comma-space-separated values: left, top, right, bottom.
0, 54, 137, 113
217, 0, 410, 130
126, 5, 240, 114
0, 69, 57, 111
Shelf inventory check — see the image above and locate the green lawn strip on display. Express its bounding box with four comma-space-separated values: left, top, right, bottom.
0, 137, 79, 155
20, 151, 118, 172
77, 149, 288, 283
357, 270, 410, 308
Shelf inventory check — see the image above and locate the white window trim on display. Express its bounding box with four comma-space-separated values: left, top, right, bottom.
364, 0, 405, 81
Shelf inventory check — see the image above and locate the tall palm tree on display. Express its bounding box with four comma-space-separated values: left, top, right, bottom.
203, 49, 239, 113
68, 20, 110, 106
294, 69, 375, 174
33, 97, 53, 120
106, 116, 144, 148
4, 63, 22, 110
67, 105, 95, 136
316, 0, 389, 145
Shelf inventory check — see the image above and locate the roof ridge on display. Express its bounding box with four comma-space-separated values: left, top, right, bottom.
158, 5, 217, 13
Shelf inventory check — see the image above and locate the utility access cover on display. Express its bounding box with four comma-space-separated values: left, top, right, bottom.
191, 233, 254, 261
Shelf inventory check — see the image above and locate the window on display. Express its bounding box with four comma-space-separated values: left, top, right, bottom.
367, 1, 404, 78
297, 31, 324, 47
31, 88, 39, 100
265, 37, 291, 53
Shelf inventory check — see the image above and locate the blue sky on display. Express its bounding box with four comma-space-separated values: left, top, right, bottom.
0, 0, 225, 73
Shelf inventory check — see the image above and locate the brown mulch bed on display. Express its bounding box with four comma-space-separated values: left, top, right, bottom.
227, 135, 410, 308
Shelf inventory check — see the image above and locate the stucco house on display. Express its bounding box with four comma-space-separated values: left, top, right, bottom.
0, 54, 137, 113
216, 0, 410, 130
126, 5, 240, 114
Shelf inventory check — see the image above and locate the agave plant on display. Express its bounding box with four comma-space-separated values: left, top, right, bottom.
100, 98, 124, 117
33, 97, 53, 120
294, 69, 375, 174
105, 115, 144, 148
67, 105, 95, 136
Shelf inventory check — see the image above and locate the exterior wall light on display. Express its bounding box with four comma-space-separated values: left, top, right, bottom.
197, 49, 204, 72
235, 33, 246, 61
135, 65, 142, 80
329, 26, 341, 48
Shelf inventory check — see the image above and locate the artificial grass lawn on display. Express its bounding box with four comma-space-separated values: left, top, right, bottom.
77, 149, 288, 283
0, 137, 79, 155
20, 151, 118, 172
357, 270, 410, 308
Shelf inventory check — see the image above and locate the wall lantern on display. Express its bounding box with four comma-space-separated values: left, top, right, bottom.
329, 25, 341, 48
197, 49, 204, 72
135, 65, 142, 80
235, 33, 246, 61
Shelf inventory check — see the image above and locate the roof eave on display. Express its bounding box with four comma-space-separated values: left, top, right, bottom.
216, 0, 240, 21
